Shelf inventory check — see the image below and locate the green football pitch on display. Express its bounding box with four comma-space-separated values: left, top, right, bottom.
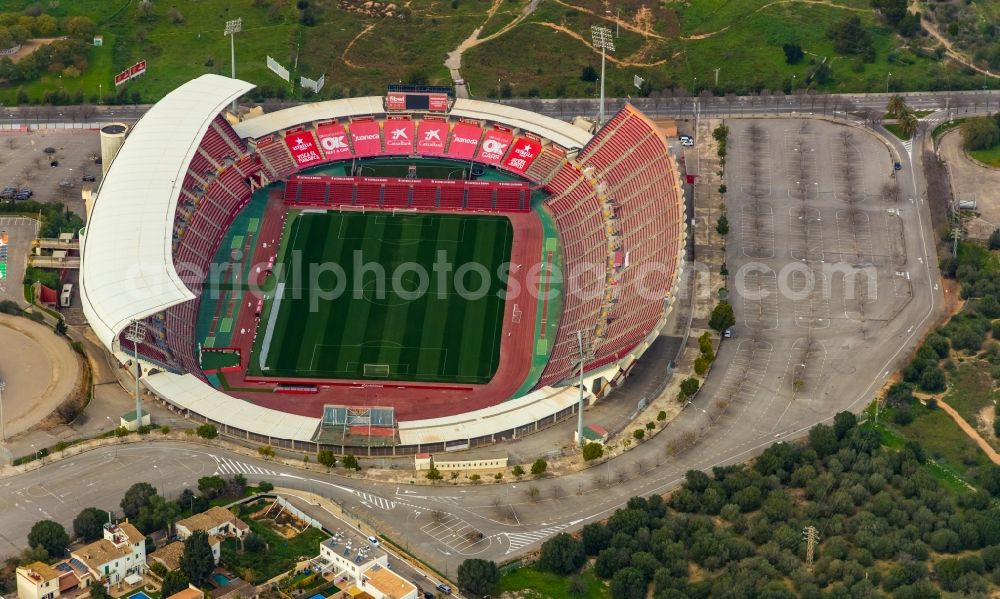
249, 211, 513, 384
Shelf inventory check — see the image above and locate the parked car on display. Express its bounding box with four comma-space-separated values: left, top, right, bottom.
82, 174, 96, 182
723, 328, 733, 339
679, 135, 694, 147
436, 584, 452, 595
50, 160, 59, 167
367, 536, 380, 547
422, 593, 435, 599
894, 161, 902, 171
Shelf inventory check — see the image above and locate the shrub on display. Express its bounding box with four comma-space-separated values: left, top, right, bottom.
511, 465, 525, 478
426, 467, 443, 481
633, 429, 645, 441
716, 214, 730, 235
196, 424, 217, 439
530, 458, 548, 475
709, 301, 736, 332
582, 442, 604, 461
680, 377, 700, 398
342, 454, 361, 470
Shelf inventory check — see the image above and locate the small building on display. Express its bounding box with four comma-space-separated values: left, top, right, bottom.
16, 562, 61, 599
357, 564, 417, 599
93, 35, 103, 46
413, 451, 508, 472
149, 541, 185, 572
166, 587, 204, 599
318, 533, 386, 583
176, 507, 249, 542
69, 522, 146, 585
119, 408, 151, 431
574, 423, 609, 446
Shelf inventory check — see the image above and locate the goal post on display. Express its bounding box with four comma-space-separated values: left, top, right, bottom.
338, 204, 365, 213
363, 363, 390, 377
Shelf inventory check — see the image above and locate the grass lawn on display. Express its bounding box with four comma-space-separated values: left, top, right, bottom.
883, 123, 910, 140
499, 567, 609, 599
932, 118, 965, 140
0, 0, 988, 102
221, 516, 328, 583
969, 144, 1000, 169
889, 400, 993, 491
248, 211, 512, 383
943, 361, 998, 429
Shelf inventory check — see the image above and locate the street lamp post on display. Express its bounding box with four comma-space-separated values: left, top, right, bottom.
886, 72, 892, 94
590, 25, 615, 125
224, 18, 243, 113
0, 379, 5, 443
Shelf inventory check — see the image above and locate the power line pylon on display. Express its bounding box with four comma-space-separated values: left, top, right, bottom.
803, 526, 820, 570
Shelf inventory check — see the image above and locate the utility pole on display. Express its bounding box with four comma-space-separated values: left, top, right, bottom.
591, 26, 615, 125
224, 17, 242, 113
803, 526, 820, 570
714, 68, 720, 88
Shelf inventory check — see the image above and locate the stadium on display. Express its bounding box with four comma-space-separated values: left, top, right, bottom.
80, 75, 685, 454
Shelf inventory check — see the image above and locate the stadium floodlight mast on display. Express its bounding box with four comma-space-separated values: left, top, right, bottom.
124, 320, 147, 431
576, 331, 586, 447
224, 17, 242, 112
590, 25, 615, 125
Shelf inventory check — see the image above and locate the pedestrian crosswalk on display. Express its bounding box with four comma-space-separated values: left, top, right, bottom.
504, 523, 572, 554
354, 490, 396, 511
212, 455, 279, 476
902, 139, 913, 156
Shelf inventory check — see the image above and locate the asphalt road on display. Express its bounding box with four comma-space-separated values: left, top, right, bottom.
0, 108, 941, 579
2, 89, 1000, 127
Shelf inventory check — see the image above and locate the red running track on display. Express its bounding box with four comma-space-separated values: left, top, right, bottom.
218, 195, 544, 421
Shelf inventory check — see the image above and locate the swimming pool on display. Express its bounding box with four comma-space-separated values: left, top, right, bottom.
211, 573, 232, 587
129, 592, 152, 599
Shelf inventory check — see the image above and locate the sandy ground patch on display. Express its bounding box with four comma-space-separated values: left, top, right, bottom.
0, 313, 79, 439
939, 129, 1000, 239
5, 38, 62, 64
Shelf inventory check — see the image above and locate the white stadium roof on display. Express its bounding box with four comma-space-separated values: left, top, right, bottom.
231, 96, 387, 140
143, 372, 321, 441
450, 98, 592, 149
80, 74, 254, 349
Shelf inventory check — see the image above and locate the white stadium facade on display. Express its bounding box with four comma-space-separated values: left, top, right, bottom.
80, 75, 686, 454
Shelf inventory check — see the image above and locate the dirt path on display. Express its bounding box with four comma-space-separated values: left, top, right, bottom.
342, 23, 377, 69
680, 0, 865, 40
937, 399, 1000, 464
6, 38, 62, 64
908, 0, 1000, 80
444, 0, 541, 95
548, 0, 666, 39
533, 22, 673, 66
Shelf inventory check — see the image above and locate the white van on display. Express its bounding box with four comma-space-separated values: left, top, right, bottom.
60, 283, 73, 308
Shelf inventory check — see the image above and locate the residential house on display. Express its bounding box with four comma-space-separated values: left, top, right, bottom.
149, 541, 185, 572
318, 533, 386, 583
175, 507, 249, 541
16, 562, 61, 599
356, 564, 417, 599
165, 586, 204, 599
69, 522, 146, 585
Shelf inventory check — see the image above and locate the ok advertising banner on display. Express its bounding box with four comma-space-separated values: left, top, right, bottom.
284, 131, 323, 167
476, 129, 514, 165
316, 123, 353, 161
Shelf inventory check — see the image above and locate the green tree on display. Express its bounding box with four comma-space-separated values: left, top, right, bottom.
180, 531, 215, 587
457, 559, 500, 596
709, 301, 736, 332
120, 482, 157, 520
161, 570, 189, 597
833, 411, 857, 439
27, 520, 69, 557
716, 214, 730, 236
511, 465, 525, 478
808, 423, 839, 457
898, 109, 918, 139
989, 228, 1000, 250
885, 94, 908, 118
342, 454, 361, 471
258, 481, 274, 493
538, 533, 585, 575
582, 442, 604, 461
197, 475, 226, 499
827, 15, 875, 59
196, 423, 217, 439
426, 467, 443, 480
962, 116, 1000, 151
580, 65, 598, 82
73, 507, 109, 542
633, 429, 645, 441
317, 450, 337, 470
680, 377, 700, 398
611, 567, 647, 599
530, 458, 548, 475
782, 43, 804, 64
88, 582, 112, 599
